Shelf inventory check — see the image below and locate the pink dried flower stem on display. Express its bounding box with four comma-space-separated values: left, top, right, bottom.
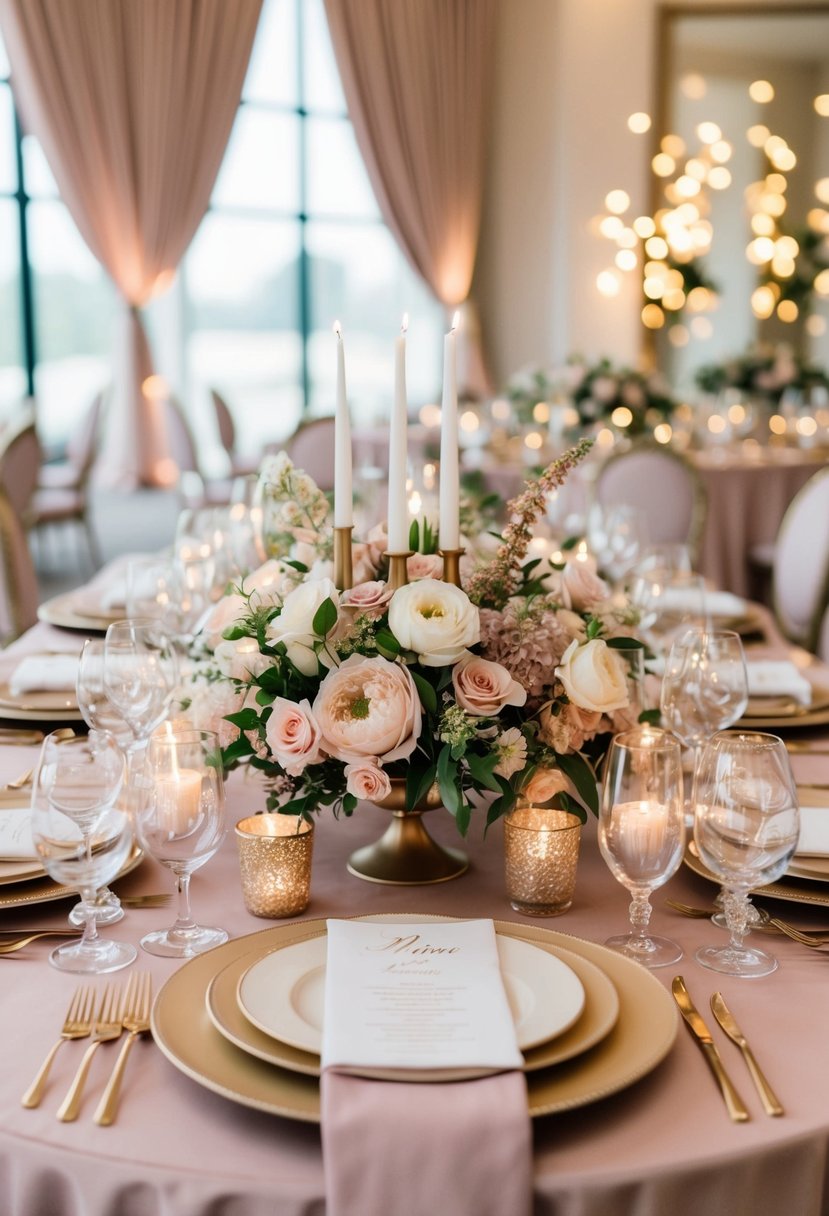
466, 437, 594, 609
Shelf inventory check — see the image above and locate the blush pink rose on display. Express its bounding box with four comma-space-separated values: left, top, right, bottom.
407, 553, 444, 581
345, 762, 392, 802
365, 523, 389, 569
452, 655, 527, 717
523, 767, 570, 803
341, 580, 394, 620
560, 560, 610, 611
200, 593, 249, 647
266, 697, 325, 776
312, 654, 421, 765
351, 543, 381, 585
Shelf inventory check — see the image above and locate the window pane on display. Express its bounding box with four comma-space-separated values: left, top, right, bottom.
0, 32, 9, 79
306, 221, 443, 425
0, 86, 17, 193
21, 133, 58, 198
0, 198, 25, 416
307, 117, 378, 219
28, 201, 115, 446
185, 214, 303, 453
303, 0, 346, 113
212, 107, 300, 213
243, 0, 297, 107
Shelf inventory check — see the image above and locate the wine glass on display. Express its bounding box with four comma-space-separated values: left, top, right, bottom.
132, 728, 227, 958
598, 727, 686, 967
103, 619, 179, 766
30, 731, 136, 973
587, 502, 648, 586
632, 569, 708, 660
693, 731, 800, 977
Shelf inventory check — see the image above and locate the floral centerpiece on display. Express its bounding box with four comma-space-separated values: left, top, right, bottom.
186, 439, 641, 849
695, 344, 829, 403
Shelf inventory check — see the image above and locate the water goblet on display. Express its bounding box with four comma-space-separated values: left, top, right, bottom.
30, 731, 136, 973
660, 628, 749, 767
133, 728, 227, 958
693, 731, 800, 977
632, 569, 708, 659
598, 727, 686, 967
103, 619, 179, 766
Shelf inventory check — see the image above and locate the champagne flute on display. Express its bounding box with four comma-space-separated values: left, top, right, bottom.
694, 731, 800, 977
132, 728, 227, 958
598, 727, 686, 967
30, 732, 135, 973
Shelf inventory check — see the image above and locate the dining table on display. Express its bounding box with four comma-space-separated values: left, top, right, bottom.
2, 609, 829, 1216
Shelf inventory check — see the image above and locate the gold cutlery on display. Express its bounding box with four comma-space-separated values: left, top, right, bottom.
94, 973, 153, 1126
710, 993, 783, 1117
0, 930, 82, 954
56, 982, 128, 1122
785, 742, 829, 755
3, 766, 34, 791
0, 729, 44, 746
21, 986, 96, 1108
671, 976, 750, 1122
119, 893, 171, 909
768, 919, 829, 947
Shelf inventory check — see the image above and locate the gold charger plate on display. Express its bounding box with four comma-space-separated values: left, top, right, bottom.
0, 857, 45, 886
206, 922, 619, 1079
153, 915, 678, 1124
37, 592, 119, 634
0, 842, 143, 909
684, 844, 829, 909
738, 684, 829, 730
0, 681, 78, 715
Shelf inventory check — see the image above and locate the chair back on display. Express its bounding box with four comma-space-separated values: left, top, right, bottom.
594, 441, 706, 556
0, 488, 38, 644
211, 389, 236, 455
772, 466, 829, 650
164, 395, 200, 475
285, 416, 336, 491
0, 416, 41, 521
66, 390, 105, 481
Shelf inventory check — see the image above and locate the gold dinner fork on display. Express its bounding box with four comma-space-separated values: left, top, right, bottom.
21, 985, 96, 1108
93, 973, 153, 1126
56, 980, 129, 1122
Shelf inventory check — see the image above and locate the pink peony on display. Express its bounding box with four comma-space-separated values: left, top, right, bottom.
312, 654, 422, 765
407, 553, 444, 581
345, 762, 392, 801
524, 767, 570, 803
341, 580, 394, 620
266, 697, 325, 776
452, 654, 527, 717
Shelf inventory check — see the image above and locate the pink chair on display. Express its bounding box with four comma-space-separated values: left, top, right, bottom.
210, 388, 258, 477
0, 415, 41, 524
772, 467, 829, 650
0, 488, 39, 645
285, 416, 336, 491
594, 441, 706, 558
29, 392, 104, 568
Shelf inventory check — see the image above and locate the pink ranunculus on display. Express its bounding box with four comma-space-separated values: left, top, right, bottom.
407, 553, 444, 581
341, 580, 394, 620
560, 560, 610, 611
452, 655, 527, 717
266, 697, 325, 776
345, 761, 392, 802
524, 767, 570, 804
312, 654, 421, 765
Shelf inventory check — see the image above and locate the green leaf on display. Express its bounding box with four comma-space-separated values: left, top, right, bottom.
406, 763, 437, 811
225, 708, 261, 732
466, 750, 502, 793
255, 688, 275, 707
374, 628, 400, 656
312, 596, 338, 637
638, 707, 661, 726
411, 671, 438, 714
561, 535, 581, 551
222, 625, 251, 641
455, 798, 471, 836
342, 793, 357, 816
557, 791, 587, 824
555, 751, 599, 816
409, 518, 419, 551
222, 736, 253, 763
281, 558, 309, 573
436, 665, 454, 692
437, 745, 462, 816
586, 617, 601, 640
606, 636, 645, 650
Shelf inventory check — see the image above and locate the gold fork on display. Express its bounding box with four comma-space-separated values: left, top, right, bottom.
0, 930, 83, 954
93, 973, 153, 1126
119, 894, 171, 909
768, 919, 829, 947
21, 985, 96, 1108
56, 981, 129, 1122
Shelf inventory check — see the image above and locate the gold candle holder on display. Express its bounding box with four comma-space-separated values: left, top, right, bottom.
440, 547, 464, 588
503, 805, 581, 917
386, 550, 413, 590
334, 525, 353, 591
235, 814, 314, 919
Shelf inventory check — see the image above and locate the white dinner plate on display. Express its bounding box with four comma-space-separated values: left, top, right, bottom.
236, 932, 585, 1058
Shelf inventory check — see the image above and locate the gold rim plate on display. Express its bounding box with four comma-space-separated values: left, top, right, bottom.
738, 684, 829, 730
0, 857, 45, 885
153, 915, 678, 1124
37, 593, 118, 633
684, 845, 829, 908
0, 842, 143, 908
0, 681, 78, 715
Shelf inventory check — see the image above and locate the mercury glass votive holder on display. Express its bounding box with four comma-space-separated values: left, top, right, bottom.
235, 814, 314, 918
504, 806, 581, 917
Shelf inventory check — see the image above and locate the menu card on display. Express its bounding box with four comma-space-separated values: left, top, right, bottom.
0, 806, 36, 859
321, 919, 523, 1074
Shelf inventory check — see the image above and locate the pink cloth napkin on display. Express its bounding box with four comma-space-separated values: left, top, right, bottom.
321, 1070, 533, 1216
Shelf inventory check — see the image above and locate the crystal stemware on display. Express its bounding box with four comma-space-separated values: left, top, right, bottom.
632, 570, 708, 660
693, 731, 800, 977
132, 728, 227, 958
598, 727, 686, 967
660, 628, 749, 765
103, 619, 179, 764
30, 731, 135, 974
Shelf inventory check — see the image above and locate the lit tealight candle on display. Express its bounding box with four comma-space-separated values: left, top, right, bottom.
614, 800, 670, 876
157, 768, 201, 837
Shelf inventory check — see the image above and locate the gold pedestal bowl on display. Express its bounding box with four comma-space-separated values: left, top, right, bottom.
347, 778, 468, 885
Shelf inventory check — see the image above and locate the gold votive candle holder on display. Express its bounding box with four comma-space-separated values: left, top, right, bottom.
503, 806, 581, 917
235, 814, 314, 919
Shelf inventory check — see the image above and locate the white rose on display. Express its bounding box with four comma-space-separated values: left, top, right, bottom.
388, 578, 480, 667
199, 593, 249, 647
268, 577, 340, 677
213, 638, 270, 683
245, 560, 291, 606
555, 638, 629, 713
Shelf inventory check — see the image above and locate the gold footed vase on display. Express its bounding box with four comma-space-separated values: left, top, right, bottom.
347, 779, 469, 885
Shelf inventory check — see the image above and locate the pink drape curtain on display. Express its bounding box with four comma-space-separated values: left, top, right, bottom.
323, 0, 495, 397
0, 0, 263, 487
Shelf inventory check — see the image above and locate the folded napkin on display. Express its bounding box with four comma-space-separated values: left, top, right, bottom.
796, 806, 829, 857
746, 661, 813, 706
320, 919, 532, 1216
660, 588, 747, 618
0, 806, 36, 860
8, 655, 79, 696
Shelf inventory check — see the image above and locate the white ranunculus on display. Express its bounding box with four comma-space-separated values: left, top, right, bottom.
388, 578, 480, 667
268, 577, 340, 677
555, 638, 629, 714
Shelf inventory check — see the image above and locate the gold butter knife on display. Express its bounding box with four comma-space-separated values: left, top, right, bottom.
671, 976, 750, 1123
710, 993, 783, 1117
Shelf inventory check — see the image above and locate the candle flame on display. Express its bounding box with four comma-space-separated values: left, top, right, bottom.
401, 312, 409, 334
333, 320, 342, 339
451, 309, 460, 332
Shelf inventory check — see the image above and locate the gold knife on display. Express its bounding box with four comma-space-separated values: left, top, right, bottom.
671, 977, 750, 1122
710, 993, 783, 1117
